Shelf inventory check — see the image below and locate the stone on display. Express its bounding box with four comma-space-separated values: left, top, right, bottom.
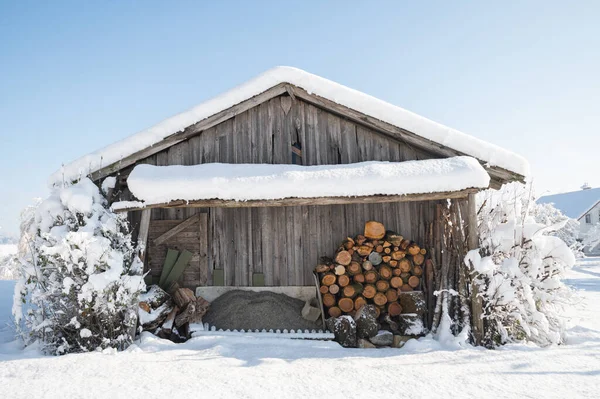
326, 315, 357, 348
397, 315, 425, 336
357, 338, 376, 348
353, 304, 379, 339
369, 330, 393, 346
301, 301, 321, 322
393, 335, 413, 348
398, 292, 426, 315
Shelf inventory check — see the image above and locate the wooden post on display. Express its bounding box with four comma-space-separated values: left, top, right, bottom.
137, 209, 151, 262
466, 193, 484, 346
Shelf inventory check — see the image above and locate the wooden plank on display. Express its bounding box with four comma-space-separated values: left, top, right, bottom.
252, 273, 265, 287
159, 249, 180, 288
164, 250, 193, 289
153, 214, 200, 245
137, 209, 151, 262
90, 84, 288, 181
466, 192, 484, 346
198, 213, 208, 286
114, 188, 481, 212
286, 85, 525, 184
212, 269, 224, 286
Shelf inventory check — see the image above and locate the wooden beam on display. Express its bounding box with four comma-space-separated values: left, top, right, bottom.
137, 209, 151, 262
153, 214, 200, 245
286, 85, 525, 185
114, 188, 481, 212
89, 84, 289, 182
465, 192, 484, 346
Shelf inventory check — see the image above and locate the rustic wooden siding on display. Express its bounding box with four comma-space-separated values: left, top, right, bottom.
124, 96, 443, 287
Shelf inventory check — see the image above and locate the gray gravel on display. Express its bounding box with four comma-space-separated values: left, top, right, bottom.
203, 290, 321, 331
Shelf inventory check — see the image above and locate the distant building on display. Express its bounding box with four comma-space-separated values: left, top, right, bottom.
537, 184, 600, 255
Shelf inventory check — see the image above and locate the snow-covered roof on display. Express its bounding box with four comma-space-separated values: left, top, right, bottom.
537, 187, 600, 220
112, 156, 490, 210
49, 67, 529, 185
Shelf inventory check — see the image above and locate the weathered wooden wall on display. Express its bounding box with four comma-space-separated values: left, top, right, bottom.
124, 95, 444, 287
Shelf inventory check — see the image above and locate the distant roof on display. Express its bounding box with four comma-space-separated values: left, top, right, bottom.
49, 66, 530, 185
537, 187, 600, 219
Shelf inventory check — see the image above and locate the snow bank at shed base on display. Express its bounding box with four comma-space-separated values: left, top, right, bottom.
114, 156, 490, 209
49, 66, 529, 185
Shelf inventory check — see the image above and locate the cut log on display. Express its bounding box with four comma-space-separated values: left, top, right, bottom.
376, 280, 390, 292
375, 245, 384, 253
383, 241, 391, 248
373, 292, 387, 306
321, 273, 336, 286
343, 283, 363, 298
347, 261, 362, 276
355, 235, 367, 245
172, 287, 196, 309
400, 272, 411, 283
364, 270, 378, 283
386, 234, 403, 247
399, 259, 412, 273
314, 264, 330, 273
399, 284, 413, 292
387, 301, 403, 316
400, 239, 411, 250
413, 253, 425, 266
334, 265, 346, 276
335, 250, 352, 266
413, 265, 423, 277
382, 255, 392, 263
364, 221, 385, 239
141, 285, 170, 309
320, 285, 329, 295
383, 247, 391, 254
354, 296, 367, 311
353, 305, 378, 339
368, 251, 382, 266
389, 260, 398, 267
408, 276, 420, 288
329, 284, 340, 294
420, 248, 427, 255
356, 245, 371, 257
391, 250, 406, 260
362, 260, 374, 271
161, 305, 180, 334
385, 289, 398, 303
363, 284, 377, 299
407, 244, 421, 256
338, 274, 351, 287
343, 237, 355, 250
175, 302, 196, 328
338, 297, 355, 313
322, 293, 336, 307
139, 302, 151, 313
353, 273, 365, 283
392, 267, 402, 277
390, 276, 404, 288
378, 265, 392, 280
328, 306, 342, 318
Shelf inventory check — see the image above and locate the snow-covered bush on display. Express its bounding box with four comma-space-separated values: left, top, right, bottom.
530, 202, 582, 256
13, 178, 145, 355
582, 223, 600, 254
469, 183, 575, 347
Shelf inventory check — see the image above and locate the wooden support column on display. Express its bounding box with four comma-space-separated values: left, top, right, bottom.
466, 193, 484, 346
137, 209, 151, 262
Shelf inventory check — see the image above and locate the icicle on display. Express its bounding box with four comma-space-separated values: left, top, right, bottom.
218, 328, 223, 332
240, 329, 245, 333
318, 329, 323, 333
225, 329, 230, 332
268, 329, 274, 333
276, 329, 281, 334
262, 329, 267, 333
311, 329, 316, 334
211, 326, 216, 332
283, 329, 288, 334
304, 329, 309, 334
290, 329, 295, 334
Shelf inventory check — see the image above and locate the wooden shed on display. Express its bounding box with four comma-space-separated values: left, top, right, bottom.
53, 67, 528, 341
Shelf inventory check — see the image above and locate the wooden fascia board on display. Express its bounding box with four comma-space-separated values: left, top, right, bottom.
113, 188, 482, 213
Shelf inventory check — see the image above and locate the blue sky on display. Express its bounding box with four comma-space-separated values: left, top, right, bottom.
1, 1, 599, 235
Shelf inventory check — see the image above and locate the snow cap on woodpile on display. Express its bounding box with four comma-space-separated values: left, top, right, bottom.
49, 66, 529, 185
112, 156, 490, 210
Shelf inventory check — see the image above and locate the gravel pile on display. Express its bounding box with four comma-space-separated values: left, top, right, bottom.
203, 290, 321, 331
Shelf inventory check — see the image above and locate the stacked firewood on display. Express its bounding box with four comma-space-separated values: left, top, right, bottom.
315, 221, 426, 319
138, 283, 210, 342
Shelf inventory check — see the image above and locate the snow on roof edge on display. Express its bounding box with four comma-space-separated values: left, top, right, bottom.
49, 66, 529, 185
112, 156, 490, 210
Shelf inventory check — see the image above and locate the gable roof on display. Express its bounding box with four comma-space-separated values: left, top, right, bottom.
537, 187, 600, 220
49, 66, 529, 185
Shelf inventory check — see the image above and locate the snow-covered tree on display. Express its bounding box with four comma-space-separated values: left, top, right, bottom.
530, 202, 582, 255
13, 178, 145, 355
582, 223, 600, 253
468, 183, 576, 347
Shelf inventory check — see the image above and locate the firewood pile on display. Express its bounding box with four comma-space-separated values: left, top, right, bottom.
138, 283, 210, 342
315, 221, 426, 321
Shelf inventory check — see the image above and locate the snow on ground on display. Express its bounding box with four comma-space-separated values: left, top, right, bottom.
0, 259, 598, 399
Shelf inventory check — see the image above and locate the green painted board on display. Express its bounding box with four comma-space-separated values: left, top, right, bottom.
213, 269, 224, 286
163, 250, 193, 289
252, 273, 265, 287
159, 249, 179, 288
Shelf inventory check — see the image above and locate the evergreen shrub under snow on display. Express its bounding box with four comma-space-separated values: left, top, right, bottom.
468, 183, 576, 347
13, 178, 145, 355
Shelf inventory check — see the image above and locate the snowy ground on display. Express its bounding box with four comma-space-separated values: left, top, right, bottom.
0, 259, 598, 399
